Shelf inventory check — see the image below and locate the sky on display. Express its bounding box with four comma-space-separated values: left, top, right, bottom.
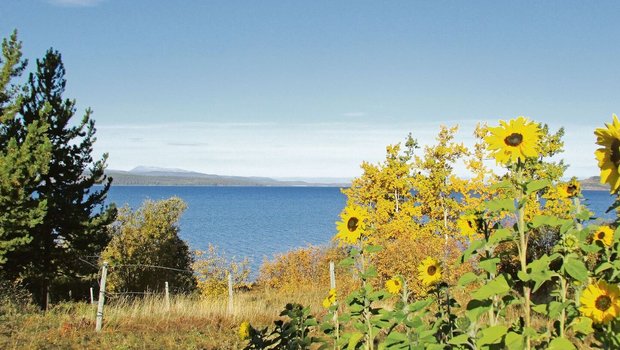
1, 1, 619, 179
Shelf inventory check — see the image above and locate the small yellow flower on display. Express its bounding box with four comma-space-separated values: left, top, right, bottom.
335, 205, 369, 244
322, 288, 337, 308
595, 114, 620, 193
457, 214, 479, 236
385, 277, 403, 294
417, 257, 442, 286
579, 280, 620, 324
238, 321, 251, 340
592, 225, 614, 247
484, 117, 541, 165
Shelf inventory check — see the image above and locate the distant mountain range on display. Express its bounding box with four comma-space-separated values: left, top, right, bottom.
104, 166, 606, 190
579, 176, 607, 191
105, 166, 350, 187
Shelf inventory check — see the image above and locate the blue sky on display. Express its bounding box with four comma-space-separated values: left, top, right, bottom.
1, 1, 618, 179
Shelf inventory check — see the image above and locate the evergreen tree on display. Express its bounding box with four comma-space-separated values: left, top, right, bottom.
0, 31, 51, 266
8, 49, 116, 307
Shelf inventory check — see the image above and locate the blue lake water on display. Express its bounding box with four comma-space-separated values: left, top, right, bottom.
105, 187, 616, 274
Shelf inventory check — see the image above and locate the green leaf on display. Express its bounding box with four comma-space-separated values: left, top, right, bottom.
448, 334, 471, 345
471, 275, 510, 300
479, 257, 500, 274
504, 332, 524, 350
461, 239, 486, 262
485, 198, 516, 212
466, 299, 492, 321
347, 332, 364, 349
525, 179, 550, 195
488, 228, 513, 245
476, 325, 507, 346
547, 337, 576, 350
532, 303, 548, 316
364, 245, 383, 253
570, 316, 594, 335
526, 255, 554, 292
490, 180, 512, 190
339, 257, 355, 267
595, 262, 614, 274
532, 215, 561, 228
564, 257, 589, 283
547, 301, 565, 319
458, 272, 478, 287
361, 265, 378, 279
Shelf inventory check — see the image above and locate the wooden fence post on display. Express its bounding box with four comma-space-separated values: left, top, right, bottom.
329, 261, 336, 290
90, 287, 94, 305
228, 272, 233, 314
95, 261, 108, 332
165, 281, 170, 311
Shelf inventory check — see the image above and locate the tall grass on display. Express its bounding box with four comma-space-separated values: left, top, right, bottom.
0, 287, 327, 350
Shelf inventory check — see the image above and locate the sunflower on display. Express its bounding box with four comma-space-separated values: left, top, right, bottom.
592, 225, 614, 247
557, 179, 581, 198
560, 233, 579, 252
457, 214, 479, 236
595, 115, 620, 193
417, 257, 442, 287
385, 277, 403, 295
335, 205, 369, 244
484, 117, 541, 165
238, 321, 252, 340
322, 288, 337, 308
579, 280, 620, 324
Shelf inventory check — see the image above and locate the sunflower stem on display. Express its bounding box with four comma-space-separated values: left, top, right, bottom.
515, 165, 531, 350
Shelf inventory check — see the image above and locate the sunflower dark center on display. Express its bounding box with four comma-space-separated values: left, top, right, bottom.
427, 265, 437, 275
567, 184, 578, 195
595, 295, 612, 312
347, 217, 359, 232
598, 232, 606, 240
504, 133, 523, 147
611, 139, 620, 167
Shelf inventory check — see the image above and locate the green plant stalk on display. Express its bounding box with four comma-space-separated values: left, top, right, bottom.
360, 251, 374, 350
516, 167, 531, 350
333, 306, 340, 350
559, 275, 567, 338
573, 197, 583, 231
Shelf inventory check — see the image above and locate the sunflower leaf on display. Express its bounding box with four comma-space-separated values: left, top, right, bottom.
476, 325, 507, 347
471, 275, 510, 300
363, 245, 382, 253
448, 334, 471, 345
594, 262, 613, 275
485, 198, 516, 212
458, 272, 479, 287
339, 257, 355, 268
525, 179, 550, 195
531, 215, 561, 228
547, 337, 576, 350
490, 180, 512, 190
564, 257, 589, 283
570, 316, 594, 335
461, 239, 486, 262
504, 332, 524, 350
479, 257, 500, 274
488, 228, 513, 245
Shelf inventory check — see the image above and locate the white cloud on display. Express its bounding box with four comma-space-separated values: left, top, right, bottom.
93, 120, 599, 179
48, 0, 104, 7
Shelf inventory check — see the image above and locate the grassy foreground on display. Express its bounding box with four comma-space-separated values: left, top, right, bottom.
0, 288, 326, 350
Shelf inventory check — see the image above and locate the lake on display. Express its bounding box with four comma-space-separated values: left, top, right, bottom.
105, 187, 616, 275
